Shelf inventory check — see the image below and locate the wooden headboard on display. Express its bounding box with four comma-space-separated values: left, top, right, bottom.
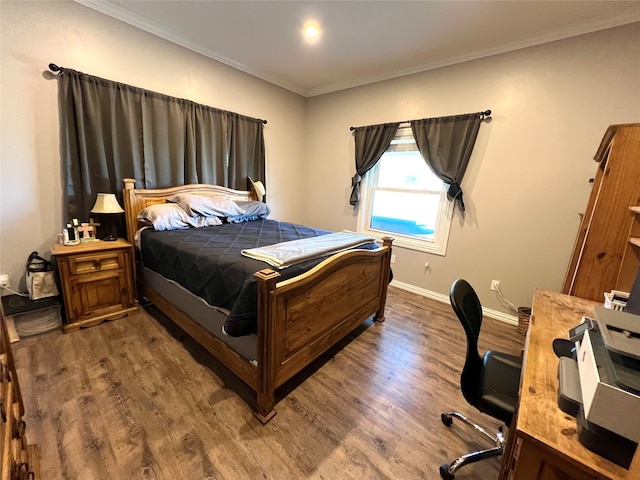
122, 178, 257, 244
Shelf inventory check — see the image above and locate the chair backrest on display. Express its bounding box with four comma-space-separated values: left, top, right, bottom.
449, 279, 484, 408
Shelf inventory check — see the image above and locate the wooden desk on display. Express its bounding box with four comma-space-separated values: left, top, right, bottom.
500, 289, 639, 479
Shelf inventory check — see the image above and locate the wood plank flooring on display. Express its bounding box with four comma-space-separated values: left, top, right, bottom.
11, 286, 525, 480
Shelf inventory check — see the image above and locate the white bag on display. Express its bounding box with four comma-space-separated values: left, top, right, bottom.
26, 251, 59, 300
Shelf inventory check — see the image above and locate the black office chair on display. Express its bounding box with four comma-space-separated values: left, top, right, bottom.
439, 279, 522, 479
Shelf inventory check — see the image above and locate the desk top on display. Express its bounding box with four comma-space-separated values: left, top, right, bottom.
517, 289, 639, 478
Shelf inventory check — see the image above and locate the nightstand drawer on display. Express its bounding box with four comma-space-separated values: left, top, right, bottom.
68, 251, 124, 276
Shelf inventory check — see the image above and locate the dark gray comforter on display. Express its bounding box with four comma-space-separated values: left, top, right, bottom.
140, 219, 376, 336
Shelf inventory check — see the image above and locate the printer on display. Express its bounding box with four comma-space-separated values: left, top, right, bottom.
560, 306, 640, 468
579, 307, 640, 438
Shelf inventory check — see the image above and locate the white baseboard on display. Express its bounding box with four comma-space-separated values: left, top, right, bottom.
390, 280, 518, 326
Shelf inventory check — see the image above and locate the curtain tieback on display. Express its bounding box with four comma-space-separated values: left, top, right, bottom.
447, 182, 466, 211
349, 174, 363, 206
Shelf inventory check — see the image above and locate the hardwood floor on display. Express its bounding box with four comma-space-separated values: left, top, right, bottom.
11, 286, 525, 480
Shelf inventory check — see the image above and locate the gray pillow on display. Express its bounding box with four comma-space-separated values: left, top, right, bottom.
137, 203, 222, 230
137, 203, 195, 230
167, 193, 244, 217
226, 201, 270, 223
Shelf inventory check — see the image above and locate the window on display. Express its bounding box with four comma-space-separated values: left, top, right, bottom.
357, 126, 454, 255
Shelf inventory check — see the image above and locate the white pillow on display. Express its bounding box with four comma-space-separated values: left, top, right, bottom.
137, 203, 195, 231
167, 193, 245, 217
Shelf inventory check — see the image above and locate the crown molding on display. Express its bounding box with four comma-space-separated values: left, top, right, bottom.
74, 0, 306, 96
75, 0, 640, 98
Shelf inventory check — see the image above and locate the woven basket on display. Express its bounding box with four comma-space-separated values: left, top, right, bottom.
517, 307, 532, 336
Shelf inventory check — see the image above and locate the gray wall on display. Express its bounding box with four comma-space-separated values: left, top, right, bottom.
0, 0, 306, 288
303, 23, 640, 314
1, 1, 639, 319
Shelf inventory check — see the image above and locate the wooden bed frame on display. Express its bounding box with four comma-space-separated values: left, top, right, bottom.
123, 178, 393, 423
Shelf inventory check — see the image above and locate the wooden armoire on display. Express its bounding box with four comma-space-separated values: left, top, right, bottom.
563, 123, 640, 302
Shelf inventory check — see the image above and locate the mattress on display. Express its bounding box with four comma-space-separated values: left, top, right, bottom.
139, 219, 376, 336
142, 266, 258, 361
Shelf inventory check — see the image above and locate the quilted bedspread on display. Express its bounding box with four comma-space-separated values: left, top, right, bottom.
140, 219, 376, 337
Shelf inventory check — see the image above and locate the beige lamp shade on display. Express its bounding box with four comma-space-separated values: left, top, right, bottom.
91, 193, 124, 214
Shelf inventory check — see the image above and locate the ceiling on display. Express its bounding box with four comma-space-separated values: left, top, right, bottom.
77, 0, 640, 97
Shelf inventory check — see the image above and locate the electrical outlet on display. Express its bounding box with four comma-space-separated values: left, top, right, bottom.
390, 254, 396, 264
0, 274, 9, 289
490, 279, 500, 291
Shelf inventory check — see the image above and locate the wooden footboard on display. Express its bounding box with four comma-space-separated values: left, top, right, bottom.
123, 179, 393, 423
254, 238, 392, 422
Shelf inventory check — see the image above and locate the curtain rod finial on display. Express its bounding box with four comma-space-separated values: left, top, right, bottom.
48, 63, 63, 73
482, 109, 491, 117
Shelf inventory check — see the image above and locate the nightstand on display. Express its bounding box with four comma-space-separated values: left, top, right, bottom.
51, 239, 138, 333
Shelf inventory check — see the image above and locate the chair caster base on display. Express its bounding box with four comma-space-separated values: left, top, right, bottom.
439, 464, 454, 479
439, 411, 506, 478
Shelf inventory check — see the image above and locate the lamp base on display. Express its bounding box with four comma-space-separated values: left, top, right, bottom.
102, 235, 118, 242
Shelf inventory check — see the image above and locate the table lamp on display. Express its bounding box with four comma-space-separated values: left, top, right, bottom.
91, 193, 124, 241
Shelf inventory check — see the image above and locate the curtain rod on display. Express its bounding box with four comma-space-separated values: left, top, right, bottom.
48, 63, 268, 125
349, 110, 491, 131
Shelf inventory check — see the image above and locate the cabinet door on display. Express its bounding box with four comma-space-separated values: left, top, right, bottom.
69, 270, 130, 321
506, 435, 601, 480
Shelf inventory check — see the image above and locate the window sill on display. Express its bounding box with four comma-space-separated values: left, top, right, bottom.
369, 229, 447, 256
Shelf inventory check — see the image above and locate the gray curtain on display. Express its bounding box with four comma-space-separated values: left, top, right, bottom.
411, 113, 483, 212
58, 68, 265, 221
228, 112, 266, 193
350, 123, 400, 206
191, 103, 228, 186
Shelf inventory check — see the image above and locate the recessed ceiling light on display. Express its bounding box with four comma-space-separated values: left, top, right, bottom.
303, 20, 321, 43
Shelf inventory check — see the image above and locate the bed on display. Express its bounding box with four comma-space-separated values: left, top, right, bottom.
122, 178, 393, 423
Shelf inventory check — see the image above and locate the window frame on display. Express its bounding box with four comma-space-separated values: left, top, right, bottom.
356, 128, 454, 256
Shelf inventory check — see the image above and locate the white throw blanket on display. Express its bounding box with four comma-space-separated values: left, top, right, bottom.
241, 230, 376, 269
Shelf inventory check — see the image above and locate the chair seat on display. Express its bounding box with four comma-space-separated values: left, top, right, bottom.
478, 351, 522, 425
